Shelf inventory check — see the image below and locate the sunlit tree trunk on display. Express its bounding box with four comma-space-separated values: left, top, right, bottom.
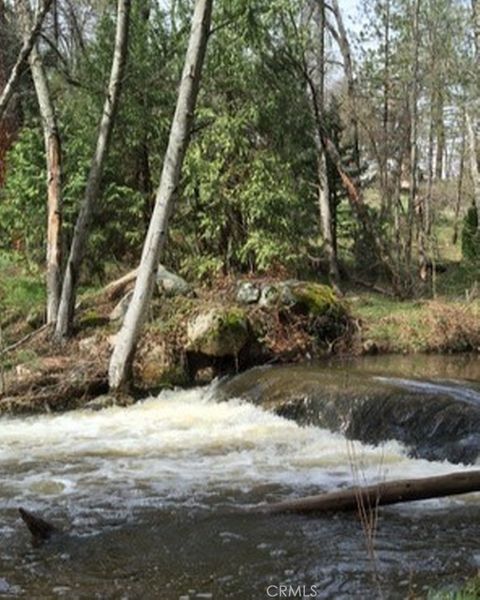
108, 0, 213, 391
55, 0, 131, 341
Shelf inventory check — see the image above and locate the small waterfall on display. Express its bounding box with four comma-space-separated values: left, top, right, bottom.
1, 356, 479, 599
219, 363, 480, 464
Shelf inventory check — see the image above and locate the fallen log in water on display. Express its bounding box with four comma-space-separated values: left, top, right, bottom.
19, 508, 58, 545
258, 471, 480, 515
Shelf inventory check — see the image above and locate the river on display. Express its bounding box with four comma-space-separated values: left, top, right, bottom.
0, 355, 479, 599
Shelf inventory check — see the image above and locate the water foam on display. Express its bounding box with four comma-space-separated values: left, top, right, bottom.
0, 385, 475, 514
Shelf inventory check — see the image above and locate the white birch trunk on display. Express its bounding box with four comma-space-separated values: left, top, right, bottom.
0, 0, 52, 120
108, 0, 213, 392
54, 0, 131, 341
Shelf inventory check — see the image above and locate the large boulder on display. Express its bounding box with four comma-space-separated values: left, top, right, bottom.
135, 340, 187, 388
288, 282, 344, 317
156, 266, 191, 297
186, 308, 249, 357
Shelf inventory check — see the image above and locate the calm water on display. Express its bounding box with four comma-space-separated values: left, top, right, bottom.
0, 355, 479, 599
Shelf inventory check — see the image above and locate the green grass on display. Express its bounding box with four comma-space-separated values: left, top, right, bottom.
350, 292, 480, 353
0, 252, 45, 323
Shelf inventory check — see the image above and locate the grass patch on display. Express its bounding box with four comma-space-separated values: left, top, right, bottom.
0, 252, 45, 324
351, 292, 480, 353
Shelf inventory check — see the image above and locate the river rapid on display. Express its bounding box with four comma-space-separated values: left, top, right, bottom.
0, 355, 479, 599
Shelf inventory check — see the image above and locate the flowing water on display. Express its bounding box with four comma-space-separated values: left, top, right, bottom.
0, 355, 480, 599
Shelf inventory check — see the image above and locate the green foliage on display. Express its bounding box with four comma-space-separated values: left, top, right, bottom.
0, 126, 46, 263
2, 0, 470, 296
461, 206, 480, 264
179, 110, 309, 277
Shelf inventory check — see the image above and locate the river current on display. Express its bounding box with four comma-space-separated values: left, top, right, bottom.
0, 355, 479, 599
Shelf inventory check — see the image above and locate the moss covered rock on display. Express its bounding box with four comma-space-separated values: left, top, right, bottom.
187, 308, 249, 357
289, 282, 344, 317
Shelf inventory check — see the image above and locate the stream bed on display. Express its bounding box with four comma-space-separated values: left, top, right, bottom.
0, 355, 479, 599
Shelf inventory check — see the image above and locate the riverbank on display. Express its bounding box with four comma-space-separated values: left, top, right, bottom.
1, 260, 480, 415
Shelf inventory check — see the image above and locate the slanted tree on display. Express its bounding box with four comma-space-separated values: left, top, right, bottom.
0, 0, 20, 186
54, 0, 131, 341
109, 0, 213, 392
0, 0, 52, 120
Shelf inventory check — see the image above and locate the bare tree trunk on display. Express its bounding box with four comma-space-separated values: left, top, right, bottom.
406, 0, 420, 267
304, 0, 340, 291
452, 124, 466, 245
0, 0, 52, 120
17, 0, 63, 324
434, 100, 445, 181
466, 111, 480, 232
108, 0, 213, 392
317, 153, 340, 288
381, 0, 391, 212
425, 100, 435, 237
54, 0, 131, 341
473, 0, 480, 62
329, 0, 361, 176
257, 470, 480, 515
32, 47, 63, 324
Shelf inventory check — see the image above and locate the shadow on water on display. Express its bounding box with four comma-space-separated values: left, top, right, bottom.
0, 354, 479, 598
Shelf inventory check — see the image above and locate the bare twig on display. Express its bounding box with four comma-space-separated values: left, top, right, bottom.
0, 324, 49, 358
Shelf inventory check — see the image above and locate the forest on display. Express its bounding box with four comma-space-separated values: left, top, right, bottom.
1, 1, 480, 598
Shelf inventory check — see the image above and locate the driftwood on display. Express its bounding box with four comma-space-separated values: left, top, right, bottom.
258, 471, 480, 515
0, 375, 108, 414
0, 324, 49, 358
16, 472, 480, 548
19, 508, 58, 545
103, 269, 138, 301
